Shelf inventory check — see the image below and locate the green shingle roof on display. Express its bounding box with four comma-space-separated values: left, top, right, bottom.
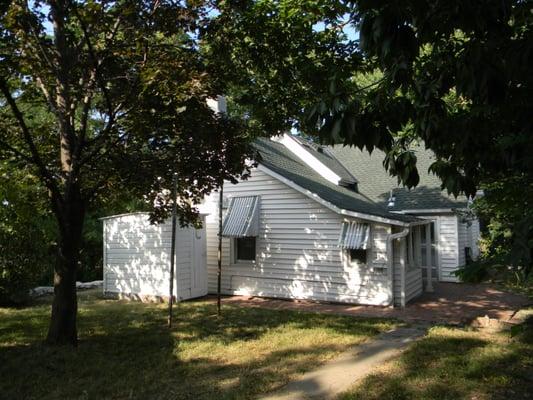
253, 138, 418, 224
329, 145, 469, 211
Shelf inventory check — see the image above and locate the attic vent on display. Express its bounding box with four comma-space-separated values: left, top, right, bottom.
339, 179, 358, 193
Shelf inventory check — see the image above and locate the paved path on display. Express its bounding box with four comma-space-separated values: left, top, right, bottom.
259, 325, 428, 400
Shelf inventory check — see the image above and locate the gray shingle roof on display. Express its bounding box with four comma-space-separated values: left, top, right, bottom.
253, 138, 418, 224
329, 145, 469, 211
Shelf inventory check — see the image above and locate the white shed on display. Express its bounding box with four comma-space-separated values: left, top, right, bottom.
102, 213, 208, 301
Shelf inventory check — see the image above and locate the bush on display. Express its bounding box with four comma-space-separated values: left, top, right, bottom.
0, 221, 55, 305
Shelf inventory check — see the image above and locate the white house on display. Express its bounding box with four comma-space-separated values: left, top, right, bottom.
102, 134, 480, 307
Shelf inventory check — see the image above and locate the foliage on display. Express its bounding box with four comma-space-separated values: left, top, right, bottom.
0, 163, 56, 304
0, 292, 395, 399
0, 160, 148, 304
204, 0, 359, 135
0, 1, 255, 342
473, 176, 533, 278
211, 0, 533, 277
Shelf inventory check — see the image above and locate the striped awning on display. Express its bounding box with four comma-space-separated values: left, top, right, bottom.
222, 196, 260, 238
338, 221, 370, 249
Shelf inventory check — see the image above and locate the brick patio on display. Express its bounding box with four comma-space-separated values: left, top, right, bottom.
216, 283, 531, 325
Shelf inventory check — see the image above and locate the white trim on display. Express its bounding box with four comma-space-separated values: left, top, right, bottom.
99, 211, 210, 221
99, 211, 151, 221
257, 164, 411, 227
274, 134, 342, 185
207, 96, 227, 114
393, 208, 464, 214
102, 219, 107, 294
386, 227, 409, 307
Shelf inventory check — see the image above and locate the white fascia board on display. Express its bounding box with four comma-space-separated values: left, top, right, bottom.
275, 134, 342, 185
257, 164, 409, 227
392, 208, 459, 214
98, 212, 151, 221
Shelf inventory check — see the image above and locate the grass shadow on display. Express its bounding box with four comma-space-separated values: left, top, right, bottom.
338, 323, 533, 400
0, 295, 395, 400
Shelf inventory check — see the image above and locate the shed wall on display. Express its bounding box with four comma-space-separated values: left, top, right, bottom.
103, 213, 204, 300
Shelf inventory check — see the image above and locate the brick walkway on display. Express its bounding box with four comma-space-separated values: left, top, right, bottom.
215, 283, 531, 325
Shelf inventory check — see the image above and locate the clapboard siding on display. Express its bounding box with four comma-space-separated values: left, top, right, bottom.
438, 214, 460, 282
457, 220, 468, 267
202, 169, 393, 306
392, 233, 422, 306
405, 268, 423, 303
103, 213, 206, 300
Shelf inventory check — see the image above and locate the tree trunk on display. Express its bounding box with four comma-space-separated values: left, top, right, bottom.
46, 193, 85, 346
46, 255, 78, 346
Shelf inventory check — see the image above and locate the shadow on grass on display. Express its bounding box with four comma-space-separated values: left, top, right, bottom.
0, 297, 394, 400
339, 324, 533, 400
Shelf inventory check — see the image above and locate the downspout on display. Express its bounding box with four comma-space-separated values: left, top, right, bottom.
387, 227, 409, 307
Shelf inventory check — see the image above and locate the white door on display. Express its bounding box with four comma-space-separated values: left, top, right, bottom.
190, 224, 208, 298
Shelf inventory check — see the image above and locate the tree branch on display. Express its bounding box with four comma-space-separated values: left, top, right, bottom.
0, 77, 61, 200
71, 4, 115, 130
0, 136, 33, 163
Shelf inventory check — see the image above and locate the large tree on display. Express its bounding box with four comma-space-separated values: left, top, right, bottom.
0, 0, 253, 345
208, 0, 533, 277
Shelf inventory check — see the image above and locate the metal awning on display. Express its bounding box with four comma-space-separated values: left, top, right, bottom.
338, 221, 370, 249
222, 196, 260, 237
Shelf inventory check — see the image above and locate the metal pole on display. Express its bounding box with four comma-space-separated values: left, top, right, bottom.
168, 173, 178, 328
217, 186, 223, 315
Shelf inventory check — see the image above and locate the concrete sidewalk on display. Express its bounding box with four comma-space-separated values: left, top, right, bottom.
259, 325, 428, 400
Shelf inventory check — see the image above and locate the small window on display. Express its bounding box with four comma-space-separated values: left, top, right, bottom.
349, 249, 367, 264
235, 237, 256, 262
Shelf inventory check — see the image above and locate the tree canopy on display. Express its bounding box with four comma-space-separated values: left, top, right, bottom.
208, 0, 533, 277
0, 0, 254, 344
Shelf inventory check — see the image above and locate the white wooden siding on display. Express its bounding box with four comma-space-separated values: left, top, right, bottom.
393, 234, 422, 307
437, 214, 460, 282
457, 220, 468, 267
103, 213, 205, 300
201, 169, 394, 306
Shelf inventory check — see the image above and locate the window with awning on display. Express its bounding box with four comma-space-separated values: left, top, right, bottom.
338, 221, 370, 249
221, 196, 260, 238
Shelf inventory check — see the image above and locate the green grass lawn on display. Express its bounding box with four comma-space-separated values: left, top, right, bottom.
0, 291, 396, 400
338, 317, 533, 400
